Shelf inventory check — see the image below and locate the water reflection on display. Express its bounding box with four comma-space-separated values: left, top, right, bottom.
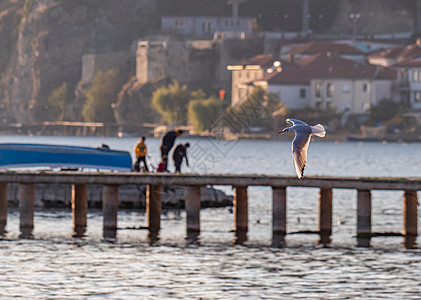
186, 231, 200, 245
72, 225, 86, 238
233, 230, 247, 245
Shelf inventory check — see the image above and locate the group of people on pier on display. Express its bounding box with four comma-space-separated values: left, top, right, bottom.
133, 129, 189, 173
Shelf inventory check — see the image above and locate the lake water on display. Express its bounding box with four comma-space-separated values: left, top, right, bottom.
1, 135, 421, 299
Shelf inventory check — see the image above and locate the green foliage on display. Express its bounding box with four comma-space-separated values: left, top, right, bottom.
47, 82, 68, 121
188, 96, 221, 132
151, 80, 191, 125
82, 69, 122, 122
369, 99, 402, 124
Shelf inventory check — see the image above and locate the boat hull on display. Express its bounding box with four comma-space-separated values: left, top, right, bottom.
0, 143, 132, 171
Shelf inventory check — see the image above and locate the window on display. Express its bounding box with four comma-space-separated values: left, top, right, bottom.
362, 83, 370, 93
326, 83, 334, 98
342, 83, 350, 93
315, 83, 321, 98
299, 88, 306, 98
412, 70, 421, 82
315, 101, 322, 109
414, 91, 421, 103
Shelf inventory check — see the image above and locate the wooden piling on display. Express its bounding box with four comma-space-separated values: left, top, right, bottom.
0, 182, 7, 236
185, 186, 201, 241
102, 184, 119, 238
19, 183, 35, 238
234, 186, 248, 244
272, 186, 286, 247
318, 188, 332, 245
357, 189, 371, 247
147, 184, 162, 243
72, 184, 88, 237
403, 190, 418, 248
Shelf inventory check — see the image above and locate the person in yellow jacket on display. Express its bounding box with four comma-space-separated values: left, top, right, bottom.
134, 136, 149, 172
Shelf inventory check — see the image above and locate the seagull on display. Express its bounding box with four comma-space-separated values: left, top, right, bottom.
279, 118, 326, 180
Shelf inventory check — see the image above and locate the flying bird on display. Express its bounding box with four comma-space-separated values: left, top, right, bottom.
279, 118, 326, 180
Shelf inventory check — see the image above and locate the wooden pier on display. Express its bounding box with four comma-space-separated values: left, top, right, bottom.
0, 171, 419, 248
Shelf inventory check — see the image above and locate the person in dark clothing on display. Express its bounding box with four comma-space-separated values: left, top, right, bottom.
172, 143, 190, 173
160, 129, 183, 169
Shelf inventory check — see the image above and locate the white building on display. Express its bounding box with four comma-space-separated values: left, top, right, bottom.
161, 16, 253, 36
228, 52, 397, 114
368, 41, 421, 109
392, 59, 421, 110
305, 54, 397, 114
254, 67, 310, 110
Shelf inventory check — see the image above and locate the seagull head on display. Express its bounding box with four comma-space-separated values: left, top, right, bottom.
279, 127, 294, 135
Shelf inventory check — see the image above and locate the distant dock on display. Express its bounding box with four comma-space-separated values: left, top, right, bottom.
0, 171, 419, 248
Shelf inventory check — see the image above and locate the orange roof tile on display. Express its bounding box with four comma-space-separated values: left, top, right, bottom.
289, 41, 364, 56
368, 43, 421, 60
257, 53, 396, 85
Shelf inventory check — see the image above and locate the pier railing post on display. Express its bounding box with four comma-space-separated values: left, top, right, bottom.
19, 183, 35, 238
147, 184, 162, 243
72, 184, 88, 237
0, 182, 7, 237
234, 186, 248, 245
357, 189, 371, 247
102, 184, 119, 239
272, 186, 286, 247
185, 186, 201, 242
403, 190, 418, 249
318, 188, 332, 246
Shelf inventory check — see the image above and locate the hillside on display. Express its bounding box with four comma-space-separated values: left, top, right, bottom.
0, 0, 418, 124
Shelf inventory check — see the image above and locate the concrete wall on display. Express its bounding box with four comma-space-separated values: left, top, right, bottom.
136, 37, 264, 92
267, 84, 310, 109
136, 41, 167, 84
82, 51, 130, 83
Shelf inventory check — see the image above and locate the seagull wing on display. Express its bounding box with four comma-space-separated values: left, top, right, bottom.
292, 131, 312, 180
286, 119, 308, 126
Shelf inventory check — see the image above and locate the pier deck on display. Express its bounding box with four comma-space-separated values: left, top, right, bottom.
0, 171, 419, 248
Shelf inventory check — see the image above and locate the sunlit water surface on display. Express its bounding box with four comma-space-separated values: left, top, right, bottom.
1, 135, 421, 299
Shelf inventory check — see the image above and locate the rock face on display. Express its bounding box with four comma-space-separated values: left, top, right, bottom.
7, 183, 233, 209
0, 0, 156, 123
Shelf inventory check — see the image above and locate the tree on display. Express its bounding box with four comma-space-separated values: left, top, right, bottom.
47, 82, 68, 121
226, 86, 287, 131
151, 79, 191, 125
188, 96, 221, 132
82, 69, 122, 122
369, 99, 402, 124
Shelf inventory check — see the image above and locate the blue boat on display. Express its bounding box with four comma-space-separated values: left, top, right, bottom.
0, 143, 132, 171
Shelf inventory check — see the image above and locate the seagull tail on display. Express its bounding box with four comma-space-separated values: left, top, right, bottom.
311, 124, 326, 137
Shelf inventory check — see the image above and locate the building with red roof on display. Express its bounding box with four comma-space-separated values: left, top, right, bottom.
228, 51, 397, 114
368, 40, 421, 109
282, 41, 365, 63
